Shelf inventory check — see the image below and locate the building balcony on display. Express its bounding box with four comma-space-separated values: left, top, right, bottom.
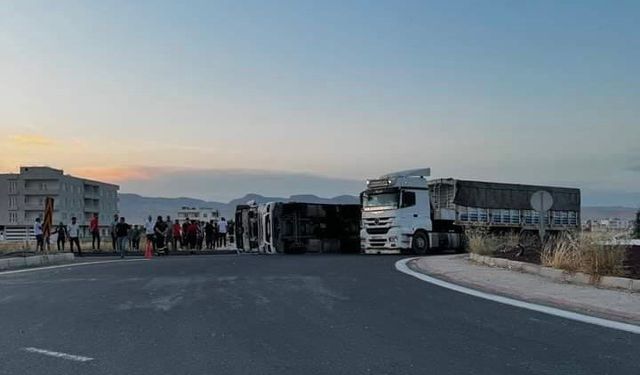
23, 188, 60, 195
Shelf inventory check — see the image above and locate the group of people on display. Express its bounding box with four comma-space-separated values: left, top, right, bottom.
176, 217, 229, 250
34, 213, 232, 258
34, 216, 82, 255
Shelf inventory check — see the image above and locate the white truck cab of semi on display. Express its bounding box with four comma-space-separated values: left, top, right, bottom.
258, 202, 277, 254
361, 168, 436, 254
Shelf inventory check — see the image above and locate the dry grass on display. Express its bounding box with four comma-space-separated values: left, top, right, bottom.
541, 232, 626, 277
466, 228, 500, 255
0, 239, 132, 254
466, 228, 528, 256
0, 241, 35, 254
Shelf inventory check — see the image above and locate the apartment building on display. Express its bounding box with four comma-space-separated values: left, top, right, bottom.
176, 206, 220, 224
0, 166, 119, 240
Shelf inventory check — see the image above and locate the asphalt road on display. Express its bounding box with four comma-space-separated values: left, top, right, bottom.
0, 255, 638, 375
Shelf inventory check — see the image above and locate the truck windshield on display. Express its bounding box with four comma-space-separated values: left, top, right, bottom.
362, 191, 399, 210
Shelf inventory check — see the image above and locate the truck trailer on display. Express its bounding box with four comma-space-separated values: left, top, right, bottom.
236, 202, 362, 254
361, 168, 581, 254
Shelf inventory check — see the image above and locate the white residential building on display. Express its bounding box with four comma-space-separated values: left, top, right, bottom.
176, 207, 219, 224
0, 166, 119, 240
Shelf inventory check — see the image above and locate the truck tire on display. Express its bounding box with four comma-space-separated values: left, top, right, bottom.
411, 231, 430, 255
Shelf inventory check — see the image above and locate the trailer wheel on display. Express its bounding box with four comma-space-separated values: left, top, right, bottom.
411, 231, 430, 255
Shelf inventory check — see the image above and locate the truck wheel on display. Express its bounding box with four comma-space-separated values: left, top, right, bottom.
411, 231, 430, 255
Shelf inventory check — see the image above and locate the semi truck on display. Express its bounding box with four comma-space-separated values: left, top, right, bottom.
235, 202, 361, 254
361, 168, 581, 255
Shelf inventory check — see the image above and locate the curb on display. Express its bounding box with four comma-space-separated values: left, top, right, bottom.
78, 250, 239, 257
468, 253, 640, 292
400, 258, 640, 334
0, 253, 75, 271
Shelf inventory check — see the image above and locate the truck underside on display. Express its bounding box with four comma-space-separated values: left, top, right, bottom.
272, 203, 361, 254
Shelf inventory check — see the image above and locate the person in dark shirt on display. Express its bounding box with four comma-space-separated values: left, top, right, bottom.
115, 217, 130, 258
205, 221, 214, 249
154, 216, 169, 255
53, 222, 68, 251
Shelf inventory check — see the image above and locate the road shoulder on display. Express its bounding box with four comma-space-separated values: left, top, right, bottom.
407, 254, 640, 325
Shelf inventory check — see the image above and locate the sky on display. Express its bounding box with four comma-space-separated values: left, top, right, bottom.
1, 0, 639, 205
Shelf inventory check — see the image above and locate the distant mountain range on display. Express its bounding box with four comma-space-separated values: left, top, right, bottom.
118, 193, 637, 223
118, 193, 359, 223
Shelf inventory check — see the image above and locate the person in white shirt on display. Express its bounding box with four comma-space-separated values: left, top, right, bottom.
68, 217, 82, 256
144, 215, 155, 252
34, 218, 44, 252
217, 217, 228, 248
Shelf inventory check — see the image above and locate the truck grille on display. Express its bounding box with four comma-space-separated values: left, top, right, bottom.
366, 228, 389, 235
363, 217, 393, 228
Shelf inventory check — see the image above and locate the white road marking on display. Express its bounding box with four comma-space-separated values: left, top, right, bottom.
0, 258, 148, 276
23, 347, 94, 362
395, 258, 640, 335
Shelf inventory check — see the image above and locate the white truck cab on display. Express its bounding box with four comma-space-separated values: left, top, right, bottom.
361, 168, 437, 254
258, 202, 276, 254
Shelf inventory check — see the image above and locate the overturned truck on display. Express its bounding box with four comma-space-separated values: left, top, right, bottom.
235, 202, 361, 254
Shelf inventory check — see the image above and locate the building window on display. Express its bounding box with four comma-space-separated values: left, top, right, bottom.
9, 212, 18, 223
9, 180, 17, 194
8, 196, 17, 209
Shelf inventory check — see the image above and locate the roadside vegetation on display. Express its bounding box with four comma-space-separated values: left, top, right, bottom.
0, 240, 149, 255
466, 228, 630, 278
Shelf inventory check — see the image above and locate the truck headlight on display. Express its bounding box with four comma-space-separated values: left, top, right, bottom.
388, 236, 398, 243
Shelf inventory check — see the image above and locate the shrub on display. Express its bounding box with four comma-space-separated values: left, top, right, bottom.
541, 232, 626, 277
465, 228, 500, 255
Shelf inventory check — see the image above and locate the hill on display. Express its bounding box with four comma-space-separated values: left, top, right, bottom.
118, 193, 359, 223
119, 193, 636, 224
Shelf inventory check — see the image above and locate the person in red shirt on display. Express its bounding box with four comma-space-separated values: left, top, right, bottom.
186, 219, 198, 250
90, 213, 100, 250
172, 219, 182, 251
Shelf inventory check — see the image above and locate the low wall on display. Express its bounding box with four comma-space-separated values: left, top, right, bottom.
0, 253, 75, 271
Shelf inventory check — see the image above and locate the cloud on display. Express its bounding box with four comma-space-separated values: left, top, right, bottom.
9, 134, 56, 146
69, 167, 159, 183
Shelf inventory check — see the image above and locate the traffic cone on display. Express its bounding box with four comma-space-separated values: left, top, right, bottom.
145, 241, 153, 259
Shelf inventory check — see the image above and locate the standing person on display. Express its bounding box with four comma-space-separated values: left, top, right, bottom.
116, 217, 130, 258
115, 217, 130, 258
68, 217, 82, 256
172, 220, 182, 250
217, 217, 228, 248
34, 217, 44, 252
196, 221, 204, 250
165, 216, 173, 250
53, 222, 67, 251
110, 214, 119, 252
205, 220, 214, 249
144, 216, 155, 252
130, 225, 141, 251
89, 213, 100, 250
154, 216, 168, 255
186, 219, 198, 250
181, 219, 190, 250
